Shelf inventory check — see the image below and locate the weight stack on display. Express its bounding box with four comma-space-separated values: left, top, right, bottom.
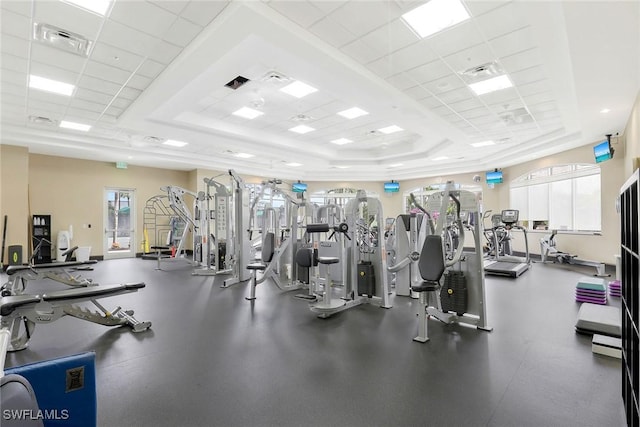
357, 261, 376, 296
440, 271, 468, 315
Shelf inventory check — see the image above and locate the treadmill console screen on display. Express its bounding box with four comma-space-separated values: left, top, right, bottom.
501, 209, 519, 224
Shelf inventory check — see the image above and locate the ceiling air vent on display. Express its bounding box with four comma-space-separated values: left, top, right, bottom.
261, 71, 290, 84
225, 76, 250, 90
144, 136, 165, 144
28, 115, 57, 125
499, 107, 533, 126
33, 23, 92, 57
460, 61, 502, 81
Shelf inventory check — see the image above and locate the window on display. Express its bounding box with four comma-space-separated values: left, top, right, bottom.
509, 164, 601, 232
403, 183, 482, 213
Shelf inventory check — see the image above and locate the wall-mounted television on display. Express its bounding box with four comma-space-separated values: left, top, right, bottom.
292, 182, 307, 193
486, 170, 503, 184
384, 181, 400, 193
594, 140, 614, 163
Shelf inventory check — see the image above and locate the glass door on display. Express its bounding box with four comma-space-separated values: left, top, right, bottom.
104, 188, 135, 259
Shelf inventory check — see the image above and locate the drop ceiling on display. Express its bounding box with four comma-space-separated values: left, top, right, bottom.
1, 0, 638, 181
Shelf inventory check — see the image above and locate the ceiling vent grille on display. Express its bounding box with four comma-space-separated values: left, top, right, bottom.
499, 107, 533, 126
261, 71, 290, 84
460, 61, 503, 82
33, 23, 92, 57
224, 76, 250, 90
144, 136, 165, 144
28, 115, 57, 125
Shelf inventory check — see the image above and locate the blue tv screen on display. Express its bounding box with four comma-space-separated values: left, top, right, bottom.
384, 181, 400, 192
594, 140, 613, 163
486, 170, 503, 184
292, 182, 307, 193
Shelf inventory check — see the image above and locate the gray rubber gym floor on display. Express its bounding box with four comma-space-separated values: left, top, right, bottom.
3, 258, 625, 427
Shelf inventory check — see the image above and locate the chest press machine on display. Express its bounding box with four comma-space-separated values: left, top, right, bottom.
410, 182, 492, 343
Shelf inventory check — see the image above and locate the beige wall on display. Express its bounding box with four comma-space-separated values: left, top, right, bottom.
624, 91, 640, 177
27, 154, 190, 258
0, 145, 29, 265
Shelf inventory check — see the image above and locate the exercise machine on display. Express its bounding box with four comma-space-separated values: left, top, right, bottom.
161, 185, 204, 264
410, 182, 492, 342
221, 170, 252, 287
305, 190, 392, 318
482, 211, 511, 258
540, 230, 608, 277
484, 209, 530, 277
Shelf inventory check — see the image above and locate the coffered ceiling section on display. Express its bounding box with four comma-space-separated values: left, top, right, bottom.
1, 1, 638, 180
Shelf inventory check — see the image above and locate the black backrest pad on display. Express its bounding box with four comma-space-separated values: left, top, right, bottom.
419, 235, 446, 282
295, 248, 313, 268
262, 232, 276, 263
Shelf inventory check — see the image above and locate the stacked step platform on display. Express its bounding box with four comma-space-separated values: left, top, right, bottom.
575, 276, 607, 305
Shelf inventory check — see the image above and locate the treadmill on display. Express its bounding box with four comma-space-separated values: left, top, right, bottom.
484, 209, 530, 278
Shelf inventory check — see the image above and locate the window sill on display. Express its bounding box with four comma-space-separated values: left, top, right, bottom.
525, 229, 602, 236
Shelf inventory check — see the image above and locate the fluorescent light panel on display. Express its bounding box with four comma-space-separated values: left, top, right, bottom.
232, 107, 263, 120
389, 163, 404, 168
289, 125, 315, 134
337, 107, 368, 119
61, 0, 111, 15
29, 75, 75, 96
163, 139, 188, 147
280, 81, 317, 98
59, 120, 91, 131
285, 162, 302, 167
471, 140, 495, 147
378, 125, 403, 134
468, 75, 513, 96
331, 138, 353, 145
402, 0, 470, 39
234, 152, 254, 158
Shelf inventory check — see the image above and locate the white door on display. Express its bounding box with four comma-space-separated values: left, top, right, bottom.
104, 188, 135, 259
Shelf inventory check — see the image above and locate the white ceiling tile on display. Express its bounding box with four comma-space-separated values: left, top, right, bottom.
148, 40, 182, 65
84, 60, 131, 85
465, 1, 511, 17
90, 42, 145, 73
437, 87, 474, 104
308, 17, 357, 48
449, 98, 486, 113
110, 98, 131, 109
460, 107, 492, 120
489, 26, 535, 59
386, 72, 416, 91
33, 1, 103, 41
78, 75, 121, 96
28, 97, 68, 113
137, 59, 165, 79
163, 17, 202, 47
403, 84, 430, 100
500, 48, 543, 73
128, 74, 152, 91
383, 39, 439, 71
405, 60, 452, 85
75, 87, 113, 105
1, 8, 31, 39
109, 1, 177, 39
65, 107, 101, 121
180, 1, 229, 27
29, 61, 79, 85
148, 0, 188, 15
120, 86, 143, 101
99, 20, 158, 58
418, 96, 444, 109
442, 43, 496, 74
30, 43, 86, 74
421, 74, 466, 95
359, 19, 418, 57
1, 81, 26, 97
1, 53, 28, 74
517, 81, 551, 98
511, 66, 546, 86
1, 33, 29, 58
69, 98, 106, 113
341, 38, 384, 65
1, 69, 27, 87
1, 0, 32, 17
268, 1, 325, 28
428, 21, 484, 58
474, 2, 528, 40
329, 1, 400, 38
488, 98, 524, 113
99, 114, 118, 125
104, 105, 123, 117
309, 1, 346, 15
367, 56, 401, 79
0, 92, 26, 108
477, 87, 520, 104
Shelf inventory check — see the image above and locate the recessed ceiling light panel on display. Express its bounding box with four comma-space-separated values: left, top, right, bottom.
60, 120, 91, 131
378, 125, 403, 134
232, 107, 264, 120
234, 152, 254, 158
331, 138, 353, 145
289, 125, 315, 134
285, 162, 302, 167
61, 0, 111, 16
280, 81, 318, 98
470, 140, 495, 147
163, 139, 188, 147
29, 75, 75, 96
469, 75, 513, 96
402, 0, 470, 39
337, 107, 369, 119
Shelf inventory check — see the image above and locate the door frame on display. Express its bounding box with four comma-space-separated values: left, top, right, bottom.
104, 187, 136, 260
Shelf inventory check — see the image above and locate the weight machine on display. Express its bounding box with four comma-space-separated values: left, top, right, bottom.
540, 230, 608, 277
410, 182, 492, 342
221, 170, 252, 287
161, 185, 205, 265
